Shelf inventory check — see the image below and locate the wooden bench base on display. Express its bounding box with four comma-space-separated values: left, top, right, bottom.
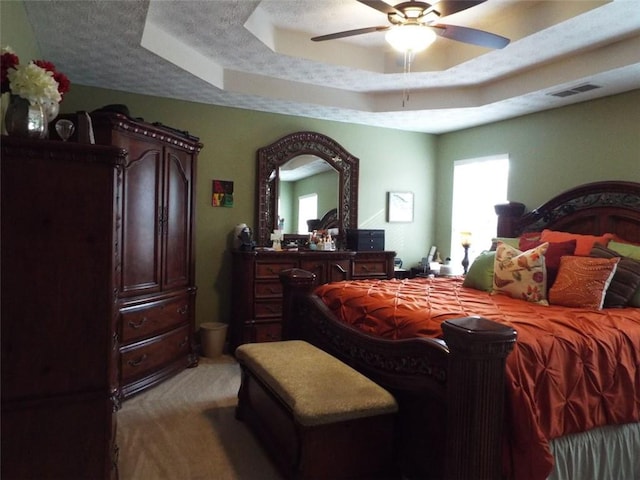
236, 341, 398, 480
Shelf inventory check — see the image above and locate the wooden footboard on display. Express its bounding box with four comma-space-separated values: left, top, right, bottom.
281, 269, 517, 480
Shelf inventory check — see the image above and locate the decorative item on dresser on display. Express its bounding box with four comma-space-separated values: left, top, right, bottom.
90, 110, 203, 400
1, 137, 126, 480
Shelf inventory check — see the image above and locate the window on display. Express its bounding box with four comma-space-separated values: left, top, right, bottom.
450, 155, 509, 272
297, 194, 318, 234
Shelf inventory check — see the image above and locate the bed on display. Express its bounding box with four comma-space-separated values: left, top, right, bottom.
279, 181, 640, 480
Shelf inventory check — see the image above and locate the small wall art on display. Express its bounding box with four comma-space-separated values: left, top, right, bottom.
387, 191, 414, 222
212, 180, 234, 207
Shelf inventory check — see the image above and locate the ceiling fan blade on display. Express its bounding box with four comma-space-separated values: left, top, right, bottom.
357, 0, 406, 18
432, 0, 485, 17
432, 24, 510, 49
311, 26, 391, 42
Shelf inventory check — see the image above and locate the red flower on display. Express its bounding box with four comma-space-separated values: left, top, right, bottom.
34, 59, 70, 99
1, 51, 19, 93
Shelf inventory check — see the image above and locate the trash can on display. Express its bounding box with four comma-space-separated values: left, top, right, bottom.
200, 322, 228, 358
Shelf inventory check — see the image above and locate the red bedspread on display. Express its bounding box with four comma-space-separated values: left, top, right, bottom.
314, 277, 640, 480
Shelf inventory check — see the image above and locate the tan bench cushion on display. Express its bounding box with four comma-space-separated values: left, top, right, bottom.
236, 340, 398, 427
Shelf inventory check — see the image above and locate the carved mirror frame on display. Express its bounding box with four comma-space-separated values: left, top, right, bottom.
256, 131, 359, 246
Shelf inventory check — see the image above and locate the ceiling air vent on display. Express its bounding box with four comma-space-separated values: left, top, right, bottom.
548, 83, 602, 98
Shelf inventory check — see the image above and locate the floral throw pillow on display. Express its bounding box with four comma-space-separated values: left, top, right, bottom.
492, 242, 549, 304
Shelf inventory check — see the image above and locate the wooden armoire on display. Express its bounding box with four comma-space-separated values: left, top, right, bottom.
91, 111, 202, 399
1, 115, 201, 479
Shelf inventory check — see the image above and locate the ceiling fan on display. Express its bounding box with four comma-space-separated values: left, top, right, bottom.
311, 0, 510, 51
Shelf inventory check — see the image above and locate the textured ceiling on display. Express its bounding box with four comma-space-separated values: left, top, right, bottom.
21, 0, 640, 133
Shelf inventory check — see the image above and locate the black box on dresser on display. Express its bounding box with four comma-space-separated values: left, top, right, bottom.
346, 229, 385, 251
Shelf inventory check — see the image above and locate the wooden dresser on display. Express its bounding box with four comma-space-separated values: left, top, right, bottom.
230, 249, 395, 351
1, 137, 125, 479
91, 112, 202, 399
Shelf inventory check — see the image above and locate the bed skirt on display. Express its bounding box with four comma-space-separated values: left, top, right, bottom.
548, 422, 640, 480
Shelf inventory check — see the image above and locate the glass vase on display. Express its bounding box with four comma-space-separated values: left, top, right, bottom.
42, 100, 60, 138
4, 95, 46, 138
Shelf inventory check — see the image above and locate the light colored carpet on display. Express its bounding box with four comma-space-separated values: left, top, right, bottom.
117, 355, 283, 480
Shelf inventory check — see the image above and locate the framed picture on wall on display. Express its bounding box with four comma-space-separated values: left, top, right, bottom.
387, 191, 414, 222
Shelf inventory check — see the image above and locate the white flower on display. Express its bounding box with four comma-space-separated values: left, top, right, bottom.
6, 61, 61, 105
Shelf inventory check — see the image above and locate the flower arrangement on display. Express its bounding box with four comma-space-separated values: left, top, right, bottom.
1, 46, 70, 106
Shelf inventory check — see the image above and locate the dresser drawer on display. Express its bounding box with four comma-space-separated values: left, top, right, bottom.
120, 325, 190, 382
255, 281, 283, 298
120, 296, 189, 344
254, 299, 283, 318
255, 261, 298, 279
253, 322, 282, 343
352, 260, 388, 278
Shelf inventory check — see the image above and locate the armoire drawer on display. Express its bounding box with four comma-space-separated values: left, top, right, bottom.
120, 297, 189, 344
120, 325, 190, 382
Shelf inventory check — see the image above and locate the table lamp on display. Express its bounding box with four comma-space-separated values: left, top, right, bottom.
461, 231, 472, 274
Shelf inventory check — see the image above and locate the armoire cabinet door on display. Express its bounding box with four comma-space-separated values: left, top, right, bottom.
163, 146, 193, 290
120, 137, 163, 297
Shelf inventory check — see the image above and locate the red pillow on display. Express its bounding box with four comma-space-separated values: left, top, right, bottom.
540, 229, 614, 256
519, 238, 577, 288
519, 231, 542, 243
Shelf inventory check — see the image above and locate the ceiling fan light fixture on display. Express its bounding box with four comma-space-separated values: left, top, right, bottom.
385, 24, 436, 53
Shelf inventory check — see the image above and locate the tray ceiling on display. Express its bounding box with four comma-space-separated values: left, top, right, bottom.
21, 0, 640, 133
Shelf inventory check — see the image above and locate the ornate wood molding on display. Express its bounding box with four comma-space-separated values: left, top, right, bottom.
256, 131, 359, 246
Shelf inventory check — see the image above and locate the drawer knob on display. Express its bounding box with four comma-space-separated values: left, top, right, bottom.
178, 305, 188, 315
178, 337, 188, 349
128, 317, 148, 329
127, 354, 148, 368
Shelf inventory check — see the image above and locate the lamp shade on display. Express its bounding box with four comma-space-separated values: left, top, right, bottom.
385, 25, 437, 53
461, 231, 472, 247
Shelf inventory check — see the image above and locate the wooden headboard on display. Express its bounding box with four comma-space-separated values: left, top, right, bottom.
496, 181, 640, 244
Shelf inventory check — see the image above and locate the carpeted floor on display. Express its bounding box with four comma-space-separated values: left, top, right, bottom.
117, 355, 283, 480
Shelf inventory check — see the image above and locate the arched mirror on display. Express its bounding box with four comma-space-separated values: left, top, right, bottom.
256, 131, 359, 246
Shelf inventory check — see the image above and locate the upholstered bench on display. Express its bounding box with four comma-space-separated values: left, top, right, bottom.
235, 340, 398, 480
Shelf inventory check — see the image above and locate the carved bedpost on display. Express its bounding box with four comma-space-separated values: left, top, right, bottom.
495, 202, 525, 237
442, 317, 517, 480
280, 268, 316, 340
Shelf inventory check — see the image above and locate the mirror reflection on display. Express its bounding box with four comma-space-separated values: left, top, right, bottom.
278, 155, 339, 235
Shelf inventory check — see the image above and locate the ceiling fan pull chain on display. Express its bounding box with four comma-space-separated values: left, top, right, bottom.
402, 50, 413, 108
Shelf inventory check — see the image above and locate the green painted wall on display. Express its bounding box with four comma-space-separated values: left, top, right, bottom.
434, 90, 640, 258
0, 1, 39, 59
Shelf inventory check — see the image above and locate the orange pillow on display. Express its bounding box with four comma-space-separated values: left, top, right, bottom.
548, 256, 619, 309
540, 229, 614, 256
